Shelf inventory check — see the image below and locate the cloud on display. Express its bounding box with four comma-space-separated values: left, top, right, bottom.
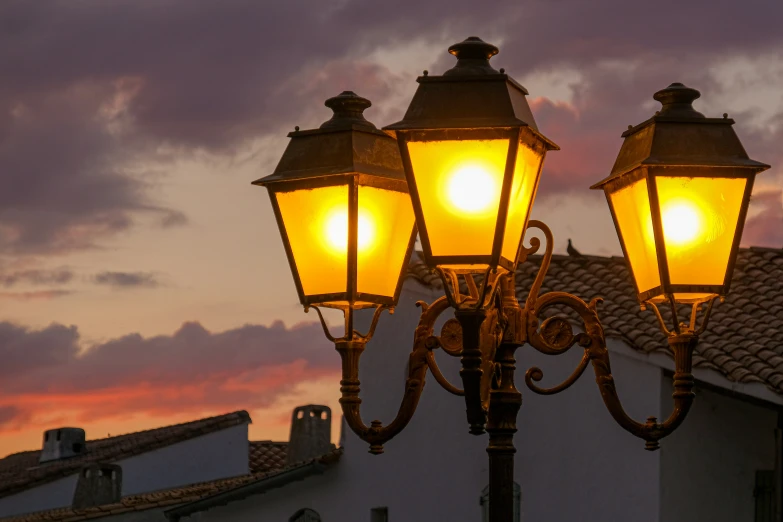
0, 319, 337, 432
0, 406, 22, 429
93, 271, 162, 289
742, 190, 783, 248
0, 1, 414, 256
0, 78, 163, 255
1, 0, 782, 258
0, 290, 73, 301
0, 268, 73, 287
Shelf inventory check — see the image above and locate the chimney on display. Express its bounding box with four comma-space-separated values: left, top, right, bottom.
286, 405, 332, 465
72, 463, 122, 509
40, 428, 86, 463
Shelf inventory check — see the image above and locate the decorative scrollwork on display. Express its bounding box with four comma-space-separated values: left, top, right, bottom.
335, 215, 703, 455
522, 219, 554, 313
422, 299, 466, 397
517, 219, 699, 450
439, 318, 463, 355
426, 351, 464, 396
540, 316, 575, 351
524, 352, 590, 395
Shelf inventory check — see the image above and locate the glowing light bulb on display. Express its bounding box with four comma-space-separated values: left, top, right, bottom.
324, 208, 374, 253
662, 200, 702, 245
447, 165, 498, 214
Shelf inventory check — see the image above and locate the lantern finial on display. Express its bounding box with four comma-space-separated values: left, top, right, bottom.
320, 91, 376, 130
444, 37, 500, 76
653, 83, 704, 118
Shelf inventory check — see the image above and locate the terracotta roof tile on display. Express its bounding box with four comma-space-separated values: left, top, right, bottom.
0, 411, 251, 500
249, 441, 287, 474
408, 247, 783, 395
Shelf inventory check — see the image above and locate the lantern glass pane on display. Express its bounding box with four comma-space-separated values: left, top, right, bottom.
655, 176, 747, 288
407, 139, 509, 264
356, 186, 415, 298
275, 185, 349, 296
609, 178, 660, 294
501, 140, 543, 263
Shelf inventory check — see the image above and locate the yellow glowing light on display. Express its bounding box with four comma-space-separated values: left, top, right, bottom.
661, 200, 702, 245
447, 165, 498, 214
324, 208, 375, 253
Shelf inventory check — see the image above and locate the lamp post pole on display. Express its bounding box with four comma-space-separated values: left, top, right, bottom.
487, 341, 521, 522
487, 276, 523, 522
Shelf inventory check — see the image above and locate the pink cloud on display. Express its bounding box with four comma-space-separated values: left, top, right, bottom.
0, 320, 337, 442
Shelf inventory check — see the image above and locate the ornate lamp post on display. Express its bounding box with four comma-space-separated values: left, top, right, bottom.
254, 38, 769, 522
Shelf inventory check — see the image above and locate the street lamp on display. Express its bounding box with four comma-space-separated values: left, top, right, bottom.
592, 83, 769, 310
385, 37, 558, 279
254, 38, 768, 522
253, 91, 416, 340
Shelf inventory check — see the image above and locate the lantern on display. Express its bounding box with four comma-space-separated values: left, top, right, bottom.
253, 92, 416, 311
384, 37, 559, 274
592, 83, 769, 304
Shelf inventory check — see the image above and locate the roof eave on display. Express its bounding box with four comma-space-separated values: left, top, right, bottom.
164, 451, 342, 521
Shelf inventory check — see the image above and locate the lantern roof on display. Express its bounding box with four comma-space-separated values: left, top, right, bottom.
592, 83, 770, 189
383, 37, 559, 151
253, 91, 405, 186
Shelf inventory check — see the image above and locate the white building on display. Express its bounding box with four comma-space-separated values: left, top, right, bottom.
1, 247, 781, 522
0, 408, 339, 521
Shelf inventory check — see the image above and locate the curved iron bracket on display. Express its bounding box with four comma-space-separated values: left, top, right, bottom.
520, 220, 703, 450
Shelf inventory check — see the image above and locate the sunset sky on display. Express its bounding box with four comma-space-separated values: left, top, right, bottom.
0, 0, 782, 457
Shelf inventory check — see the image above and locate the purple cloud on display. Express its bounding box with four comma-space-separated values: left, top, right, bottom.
93, 271, 161, 289
1, 0, 782, 253
0, 290, 73, 301
0, 319, 337, 427
0, 268, 73, 287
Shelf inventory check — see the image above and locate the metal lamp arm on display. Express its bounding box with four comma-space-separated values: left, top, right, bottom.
524, 290, 696, 450
336, 338, 429, 455
334, 295, 455, 454
588, 331, 697, 450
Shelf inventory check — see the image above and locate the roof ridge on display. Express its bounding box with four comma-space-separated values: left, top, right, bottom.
3, 410, 251, 459
0, 411, 253, 500
87, 410, 251, 444
749, 245, 783, 253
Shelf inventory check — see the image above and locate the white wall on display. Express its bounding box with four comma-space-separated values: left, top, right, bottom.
0, 423, 248, 517
0, 473, 78, 517
118, 422, 249, 496
189, 282, 666, 522
660, 380, 778, 522
518, 337, 662, 522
